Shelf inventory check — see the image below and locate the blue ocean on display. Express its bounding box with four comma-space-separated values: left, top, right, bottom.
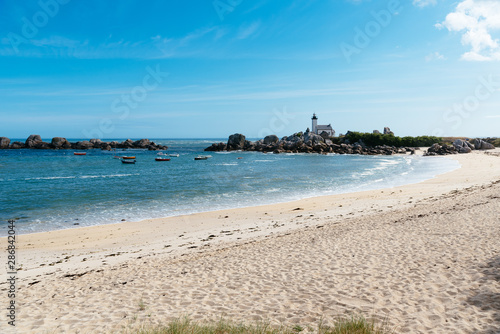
0, 139, 459, 234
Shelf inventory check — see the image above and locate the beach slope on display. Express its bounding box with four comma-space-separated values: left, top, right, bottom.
1, 150, 499, 334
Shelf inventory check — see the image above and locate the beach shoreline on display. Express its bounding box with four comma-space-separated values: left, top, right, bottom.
2, 148, 500, 333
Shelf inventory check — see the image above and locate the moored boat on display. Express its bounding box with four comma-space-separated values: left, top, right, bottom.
194, 155, 209, 160
155, 157, 171, 161
122, 156, 136, 159
74, 152, 86, 156
121, 159, 136, 164
168, 153, 179, 157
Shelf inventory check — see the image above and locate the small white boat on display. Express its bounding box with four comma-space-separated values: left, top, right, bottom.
194, 155, 210, 160
168, 153, 179, 157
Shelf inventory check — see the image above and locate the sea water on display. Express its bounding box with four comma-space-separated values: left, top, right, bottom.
0, 139, 460, 234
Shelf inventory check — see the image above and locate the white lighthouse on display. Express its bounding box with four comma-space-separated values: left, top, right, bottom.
311, 113, 318, 134
311, 113, 335, 136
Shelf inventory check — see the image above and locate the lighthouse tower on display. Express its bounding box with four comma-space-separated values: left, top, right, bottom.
311, 113, 318, 134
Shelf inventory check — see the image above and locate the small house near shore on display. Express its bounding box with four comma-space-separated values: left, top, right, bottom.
311, 113, 334, 136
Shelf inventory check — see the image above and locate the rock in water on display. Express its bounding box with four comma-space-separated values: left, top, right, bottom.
227, 133, 246, 150
73, 141, 94, 149
133, 138, 150, 148
0, 137, 10, 149
25, 134, 42, 148
205, 142, 227, 151
89, 138, 103, 148
263, 135, 279, 145
121, 139, 135, 148
9, 141, 24, 149
34, 142, 51, 149
51, 137, 71, 149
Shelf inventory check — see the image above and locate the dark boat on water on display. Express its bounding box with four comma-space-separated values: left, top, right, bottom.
121, 159, 136, 164
155, 157, 171, 161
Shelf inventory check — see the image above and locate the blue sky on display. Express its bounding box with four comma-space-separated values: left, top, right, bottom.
1, 0, 499, 139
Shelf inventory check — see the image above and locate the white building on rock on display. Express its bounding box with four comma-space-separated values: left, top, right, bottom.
311, 113, 334, 136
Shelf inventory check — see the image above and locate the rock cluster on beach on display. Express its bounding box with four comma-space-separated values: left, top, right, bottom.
424, 138, 495, 156
205, 132, 416, 155
0, 135, 167, 151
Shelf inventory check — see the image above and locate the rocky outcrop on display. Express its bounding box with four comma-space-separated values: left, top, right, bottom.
425, 143, 457, 156
426, 138, 497, 156
373, 130, 381, 134
383, 127, 394, 136
73, 141, 94, 149
263, 135, 279, 145
24, 134, 51, 149
9, 141, 25, 149
51, 137, 71, 149
133, 139, 150, 148
121, 139, 135, 148
205, 142, 227, 152
0, 137, 10, 149
34, 142, 51, 149
452, 139, 472, 154
206, 133, 414, 155
227, 133, 246, 151
1, 135, 166, 150
25, 134, 43, 148
470, 138, 495, 150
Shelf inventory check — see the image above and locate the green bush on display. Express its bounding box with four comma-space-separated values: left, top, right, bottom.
343, 132, 441, 148
128, 315, 394, 334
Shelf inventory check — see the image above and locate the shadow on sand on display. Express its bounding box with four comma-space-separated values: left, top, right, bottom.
465, 256, 500, 334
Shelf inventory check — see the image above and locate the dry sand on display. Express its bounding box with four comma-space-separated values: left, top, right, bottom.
1, 149, 499, 333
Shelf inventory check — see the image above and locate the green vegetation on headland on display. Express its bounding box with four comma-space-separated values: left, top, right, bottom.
339, 132, 441, 148
128, 316, 394, 334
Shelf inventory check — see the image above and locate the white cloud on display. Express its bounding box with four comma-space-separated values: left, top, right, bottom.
413, 0, 437, 8
425, 51, 446, 61
436, 0, 500, 61
237, 21, 261, 40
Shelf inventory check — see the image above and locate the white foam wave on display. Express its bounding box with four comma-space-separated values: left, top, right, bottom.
80, 174, 138, 179
26, 174, 138, 181
26, 176, 76, 180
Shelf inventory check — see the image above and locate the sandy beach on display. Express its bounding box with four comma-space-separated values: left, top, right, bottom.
1, 149, 500, 334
